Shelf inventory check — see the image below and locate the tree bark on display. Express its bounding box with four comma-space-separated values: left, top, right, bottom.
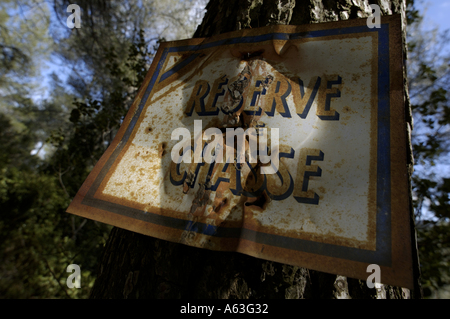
90, 0, 421, 299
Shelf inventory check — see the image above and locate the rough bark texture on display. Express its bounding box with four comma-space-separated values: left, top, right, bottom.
90, 0, 421, 299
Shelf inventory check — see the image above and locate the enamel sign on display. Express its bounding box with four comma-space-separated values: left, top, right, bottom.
67, 15, 414, 289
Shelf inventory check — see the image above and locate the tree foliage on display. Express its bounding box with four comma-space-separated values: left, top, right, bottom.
0, 0, 206, 298
406, 0, 450, 298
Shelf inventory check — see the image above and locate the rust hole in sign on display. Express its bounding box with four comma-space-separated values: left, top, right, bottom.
158, 142, 167, 158
213, 197, 228, 213
241, 50, 264, 60
245, 191, 270, 210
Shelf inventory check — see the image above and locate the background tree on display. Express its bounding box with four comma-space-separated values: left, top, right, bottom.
89, 0, 419, 299
0, 0, 207, 298
0, 0, 81, 298
406, 4, 450, 298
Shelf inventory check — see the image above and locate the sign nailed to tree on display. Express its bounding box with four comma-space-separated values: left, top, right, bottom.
67, 15, 414, 289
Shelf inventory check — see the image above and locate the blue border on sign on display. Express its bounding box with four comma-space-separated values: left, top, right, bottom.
82, 24, 391, 266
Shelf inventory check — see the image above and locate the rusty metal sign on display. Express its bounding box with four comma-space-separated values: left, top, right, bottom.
67, 15, 414, 289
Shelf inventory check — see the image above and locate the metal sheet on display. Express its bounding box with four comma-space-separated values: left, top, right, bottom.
67, 15, 414, 289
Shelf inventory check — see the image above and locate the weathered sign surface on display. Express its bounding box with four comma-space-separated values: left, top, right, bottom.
67, 15, 414, 289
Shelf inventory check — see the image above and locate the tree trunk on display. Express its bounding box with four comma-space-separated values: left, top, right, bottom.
89, 0, 421, 299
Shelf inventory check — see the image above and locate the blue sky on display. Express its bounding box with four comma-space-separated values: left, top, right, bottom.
412, 1, 450, 219
416, 0, 450, 32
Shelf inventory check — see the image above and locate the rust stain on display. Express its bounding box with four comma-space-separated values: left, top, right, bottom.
158, 142, 167, 158
145, 126, 153, 133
